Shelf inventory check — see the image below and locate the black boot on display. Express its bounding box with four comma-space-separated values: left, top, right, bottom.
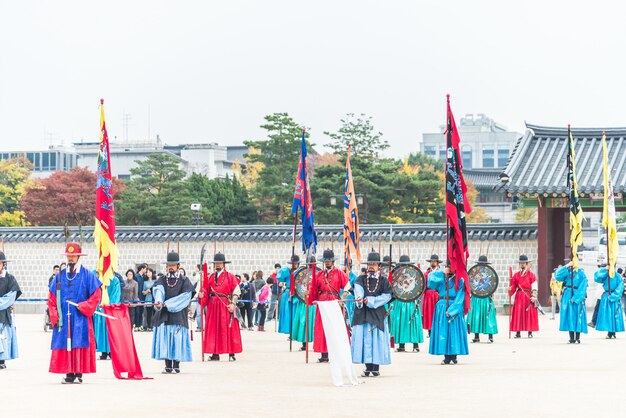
0, 360, 5, 370
413, 343, 420, 352
300, 343, 306, 351
451, 355, 458, 365
514, 332, 521, 339
371, 364, 380, 377
362, 363, 372, 377
428, 330, 431, 338
397, 343, 406, 352
75, 373, 83, 384
488, 334, 493, 343
163, 359, 173, 373
62, 373, 75, 384
209, 354, 220, 361
575, 332, 580, 343
173, 360, 180, 373
528, 332, 533, 338
441, 355, 451, 365
229, 354, 236, 362
568, 331, 575, 344
472, 333, 480, 343
318, 352, 329, 363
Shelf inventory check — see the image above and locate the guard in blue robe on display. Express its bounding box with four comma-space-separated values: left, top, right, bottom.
151, 251, 194, 374
428, 268, 469, 365
555, 263, 588, 343
594, 267, 625, 338
277, 255, 300, 335
351, 251, 392, 377
94, 272, 121, 359
0, 251, 21, 369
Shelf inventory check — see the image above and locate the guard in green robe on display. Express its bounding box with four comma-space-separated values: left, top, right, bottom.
389, 255, 424, 352
466, 255, 498, 343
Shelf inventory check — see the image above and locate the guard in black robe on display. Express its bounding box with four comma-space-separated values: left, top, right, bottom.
0, 251, 22, 369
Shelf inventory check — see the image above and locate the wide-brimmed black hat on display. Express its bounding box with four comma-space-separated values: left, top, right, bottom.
362, 251, 381, 264
305, 255, 317, 265
477, 255, 491, 265
287, 255, 301, 265
212, 252, 231, 264
164, 251, 180, 264
318, 249, 338, 262
518, 254, 531, 263
397, 255, 411, 265
426, 254, 441, 263
0, 251, 10, 263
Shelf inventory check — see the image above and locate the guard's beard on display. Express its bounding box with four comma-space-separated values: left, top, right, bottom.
325, 265, 332, 270
168, 268, 177, 275
367, 268, 375, 274
216, 268, 223, 273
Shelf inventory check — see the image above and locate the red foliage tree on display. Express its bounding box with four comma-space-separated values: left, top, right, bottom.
22, 167, 126, 226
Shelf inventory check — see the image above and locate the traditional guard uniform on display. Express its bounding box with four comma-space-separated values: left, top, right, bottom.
94, 271, 121, 360
508, 255, 539, 338
466, 255, 498, 343
199, 252, 242, 361
0, 251, 21, 369
308, 249, 349, 363
554, 261, 588, 343
151, 251, 194, 373
594, 266, 625, 339
277, 255, 300, 335
47, 242, 102, 384
389, 255, 424, 352
422, 254, 442, 336
291, 256, 317, 350
352, 251, 392, 377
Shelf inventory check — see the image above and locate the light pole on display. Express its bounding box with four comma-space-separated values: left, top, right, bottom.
330, 193, 367, 223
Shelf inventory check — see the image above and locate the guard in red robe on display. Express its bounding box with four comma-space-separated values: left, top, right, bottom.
47, 242, 102, 384
199, 252, 242, 361
508, 254, 539, 338
422, 254, 441, 337
308, 249, 350, 363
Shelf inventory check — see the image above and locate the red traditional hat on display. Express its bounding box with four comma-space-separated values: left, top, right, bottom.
61, 242, 87, 256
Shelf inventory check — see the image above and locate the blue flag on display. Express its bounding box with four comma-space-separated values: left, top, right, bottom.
292, 131, 317, 253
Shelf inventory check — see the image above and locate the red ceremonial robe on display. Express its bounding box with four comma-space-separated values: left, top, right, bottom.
422, 269, 439, 331
200, 270, 243, 354
508, 270, 539, 332
47, 288, 102, 374
308, 267, 348, 353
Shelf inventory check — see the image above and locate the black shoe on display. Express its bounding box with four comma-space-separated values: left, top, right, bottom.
471, 337, 480, 343
441, 359, 451, 365
318, 357, 329, 363
488, 335, 494, 343
451, 359, 458, 365
299, 345, 306, 351
396, 347, 406, 352
162, 368, 173, 374
413, 344, 420, 352
209, 354, 220, 361
587, 322, 595, 328
361, 371, 370, 377
75, 376, 83, 384
229, 354, 236, 362
371, 371, 380, 377
514, 332, 521, 339
528, 332, 533, 338
568, 339, 575, 344
576, 339, 581, 344
62, 374, 75, 384
99, 353, 109, 360
0, 363, 5, 370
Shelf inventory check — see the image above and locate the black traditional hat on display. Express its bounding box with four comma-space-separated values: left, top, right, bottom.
477, 255, 491, 265
318, 249, 338, 262
287, 255, 301, 266
426, 254, 441, 263
397, 255, 411, 265
0, 251, 9, 263
362, 251, 381, 264
518, 254, 531, 263
212, 252, 231, 264
164, 250, 180, 264
306, 255, 317, 265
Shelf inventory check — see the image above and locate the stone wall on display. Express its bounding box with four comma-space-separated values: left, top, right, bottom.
9, 234, 537, 312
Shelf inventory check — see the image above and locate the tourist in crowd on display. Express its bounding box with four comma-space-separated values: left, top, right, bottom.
122, 269, 139, 330
134, 264, 147, 329
266, 264, 281, 321
239, 273, 257, 330
253, 271, 265, 326
189, 264, 202, 331
142, 268, 156, 331
257, 278, 273, 331
48, 265, 60, 286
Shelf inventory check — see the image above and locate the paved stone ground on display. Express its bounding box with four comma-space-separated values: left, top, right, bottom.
3, 312, 625, 418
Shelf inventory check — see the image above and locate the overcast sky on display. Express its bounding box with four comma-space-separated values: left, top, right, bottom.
1, 1, 625, 157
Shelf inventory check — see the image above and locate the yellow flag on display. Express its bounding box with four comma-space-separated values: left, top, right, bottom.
567, 126, 584, 269
602, 133, 618, 277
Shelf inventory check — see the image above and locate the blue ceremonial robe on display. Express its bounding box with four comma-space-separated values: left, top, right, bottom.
351, 282, 392, 365
95, 275, 121, 353
277, 266, 293, 334
151, 285, 193, 362
344, 271, 357, 323
49, 267, 102, 350
0, 291, 18, 360
594, 268, 625, 333
555, 266, 588, 333
428, 271, 469, 356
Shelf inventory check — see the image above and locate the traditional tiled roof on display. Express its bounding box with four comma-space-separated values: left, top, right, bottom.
500, 124, 626, 196
464, 168, 500, 189
0, 224, 537, 243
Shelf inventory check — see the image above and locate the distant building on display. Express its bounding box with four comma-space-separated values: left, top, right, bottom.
420, 113, 521, 169
0, 138, 247, 180
463, 168, 515, 223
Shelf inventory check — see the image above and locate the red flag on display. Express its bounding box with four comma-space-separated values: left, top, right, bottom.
444, 95, 471, 314
103, 304, 151, 380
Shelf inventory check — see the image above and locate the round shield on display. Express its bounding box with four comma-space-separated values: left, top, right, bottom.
391, 264, 425, 302
467, 263, 499, 298
380, 264, 391, 280
294, 265, 322, 303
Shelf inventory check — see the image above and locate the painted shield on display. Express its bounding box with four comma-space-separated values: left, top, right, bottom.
391, 264, 426, 302
294, 265, 322, 303
467, 263, 499, 298
380, 264, 392, 281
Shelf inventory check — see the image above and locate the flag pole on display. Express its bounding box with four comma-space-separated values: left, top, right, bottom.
445, 94, 451, 311
603, 132, 612, 294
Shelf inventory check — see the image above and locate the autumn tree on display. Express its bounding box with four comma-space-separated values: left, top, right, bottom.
22, 166, 125, 226
0, 157, 33, 226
